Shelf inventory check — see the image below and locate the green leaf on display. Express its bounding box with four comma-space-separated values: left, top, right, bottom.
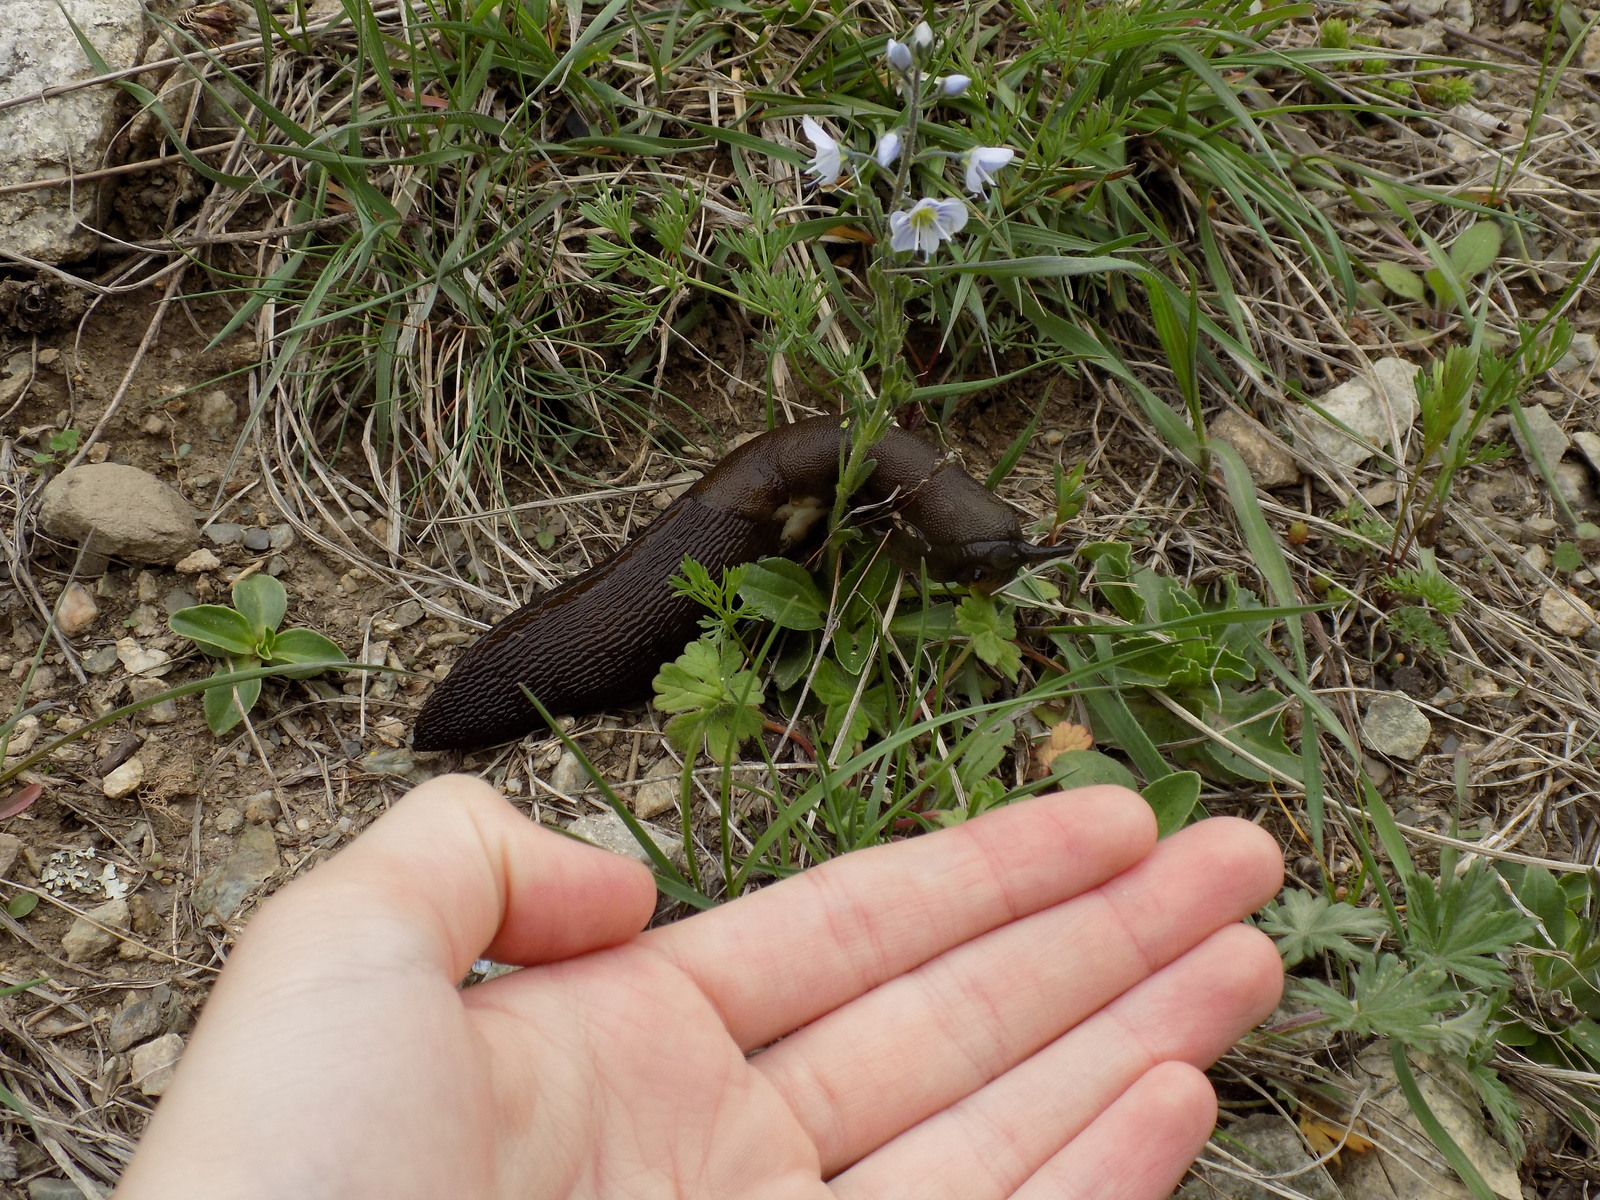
1043, 750, 1138, 792
738, 559, 826, 631
1552, 542, 1584, 572
232, 574, 288, 638
653, 636, 765, 763
1259, 890, 1387, 967
268, 628, 348, 672
1374, 261, 1426, 300
1291, 953, 1487, 1055
955, 595, 1021, 681
1448, 221, 1502, 279
1404, 858, 1535, 988
203, 667, 263, 734
5, 893, 37, 919
169, 605, 258, 657
1141, 771, 1202, 837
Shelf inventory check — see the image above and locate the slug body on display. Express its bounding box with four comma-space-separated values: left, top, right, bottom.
412, 417, 1064, 751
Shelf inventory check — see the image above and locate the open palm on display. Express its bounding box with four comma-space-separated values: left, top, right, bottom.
116, 776, 1283, 1200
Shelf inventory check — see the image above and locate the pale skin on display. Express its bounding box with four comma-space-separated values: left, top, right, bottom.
114, 776, 1285, 1199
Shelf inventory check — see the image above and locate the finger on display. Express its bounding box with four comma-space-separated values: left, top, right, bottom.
766, 817, 1279, 1173
830, 923, 1281, 1200
259, 773, 657, 977
1013, 1061, 1217, 1200
649, 786, 1158, 1048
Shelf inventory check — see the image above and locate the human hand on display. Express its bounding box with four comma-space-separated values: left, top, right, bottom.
114, 776, 1283, 1199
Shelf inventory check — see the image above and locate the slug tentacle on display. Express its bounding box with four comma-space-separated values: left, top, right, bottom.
412, 416, 1063, 752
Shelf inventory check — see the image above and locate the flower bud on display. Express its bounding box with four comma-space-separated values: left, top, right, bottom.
937, 74, 971, 97
885, 38, 912, 71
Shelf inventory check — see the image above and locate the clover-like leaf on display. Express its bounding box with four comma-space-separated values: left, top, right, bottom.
653, 636, 765, 763
169, 605, 257, 658
955, 594, 1020, 680
232, 574, 288, 638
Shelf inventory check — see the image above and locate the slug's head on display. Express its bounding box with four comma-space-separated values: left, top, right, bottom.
924, 537, 1076, 594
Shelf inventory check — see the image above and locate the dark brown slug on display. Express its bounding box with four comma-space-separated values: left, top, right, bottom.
412, 416, 1069, 751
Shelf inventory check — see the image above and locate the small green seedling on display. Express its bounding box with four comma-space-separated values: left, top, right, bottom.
169, 575, 346, 734
30, 429, 80, 469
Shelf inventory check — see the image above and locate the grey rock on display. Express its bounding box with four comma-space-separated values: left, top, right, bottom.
27, 1180, 86, 1200
39, 464, 199, 565
1554, 331, 1597, 372
162, 587, 198, 614
1360, 693, 1432, 760
242, 527, 271, 552
1305, 358, 1419, 468
1539, 587, 1596, 637
267, 523, 296, 551
61, 897, 130, 962
1573, 430, 1600, 476
204, 522, 244, 546
193, 824, 279, 921
0, 833, 22, 880
549, 749, 589, 795
1207, 410, 1299, 488
1555, 461, 1599, 514
566, 811, 683, 867
1513, 405, 1570, 467
391, 600, 424, 628
197, 389, 238, 436
632, 758, 680, 821
1340, 1042, 1520, 1200
81, 645, 120, 674
0, 0, 146, 263
109, 985, 172, 1052
213, 806, 243, 834
1180, 1114, 1341, 1200
127, 676, 180, 724
128, 1032, 184, 1096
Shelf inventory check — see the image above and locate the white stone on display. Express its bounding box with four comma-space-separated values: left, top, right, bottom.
61, 897, 129, 962
115, 637, 171, 676
0, 0, 148, 263
1539, 587, 1596, 637
175, 548, 222, 574
128, 1032, 184, 1096
101, 757, 143, 799
1305, 357, 1419, 467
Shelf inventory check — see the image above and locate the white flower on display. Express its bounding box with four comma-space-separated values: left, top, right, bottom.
801, 116, 842, 186
875, 130, 903, 168
937, 74, 971, 97
885, 38, 912, 71
911, 20, 933, 51
889, 197, 970, 259
964, 146, 1015, 195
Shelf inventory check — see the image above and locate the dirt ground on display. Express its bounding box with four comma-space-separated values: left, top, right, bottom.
3, 2, 1600, 1196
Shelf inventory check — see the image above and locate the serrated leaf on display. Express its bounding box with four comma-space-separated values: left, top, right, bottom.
1405, 858, 1535, 988
232, 574, 287, 637
1447, 221, 1502, 278
1292, 953, 1485, 1054
169, 605, 258, 657
1142, 771, 1202, 837
738, 559, 826, 631
1259, 890, 1388, 967
1375, 261, 1426, 301
955, 595, 1020, 680
653, 635, 764, 763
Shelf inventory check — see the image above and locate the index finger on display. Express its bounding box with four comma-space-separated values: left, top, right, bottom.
646, 786, 1158, 1049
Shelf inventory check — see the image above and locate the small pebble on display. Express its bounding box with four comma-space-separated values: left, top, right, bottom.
176, 548, 222, 574
55, 583, 99, 636
242, 528, 271, 552
102, 757, 144, 799
129, 1032, 184, 1096
213, 807, 244, 834
204, 522, 244, 546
